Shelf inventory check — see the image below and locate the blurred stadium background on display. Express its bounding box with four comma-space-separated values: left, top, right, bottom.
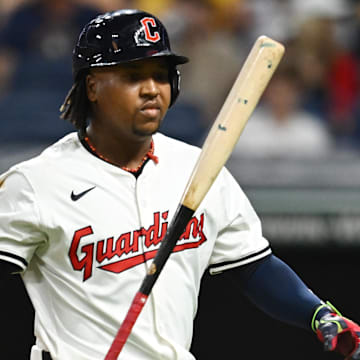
1, 0, 360, 359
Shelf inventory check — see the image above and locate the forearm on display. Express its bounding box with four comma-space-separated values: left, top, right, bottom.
230, 254, 360, 358
235, 254, 322, 330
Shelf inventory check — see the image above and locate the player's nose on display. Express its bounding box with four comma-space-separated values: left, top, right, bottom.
140, 77, 160, 98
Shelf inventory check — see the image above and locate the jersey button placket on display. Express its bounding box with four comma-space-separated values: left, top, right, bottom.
135, 175, 180, 359
134, 177, 149, 270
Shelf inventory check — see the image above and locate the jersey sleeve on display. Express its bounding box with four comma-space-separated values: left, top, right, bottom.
207, 168, 271, 275
0, 169, 47, 270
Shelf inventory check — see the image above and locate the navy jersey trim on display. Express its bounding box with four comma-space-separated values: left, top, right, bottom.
42, 351, 52, 360
208, 245, 272, 275
0, 251, 28, 267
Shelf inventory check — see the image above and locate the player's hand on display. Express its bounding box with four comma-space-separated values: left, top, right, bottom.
315, 310, 360, 359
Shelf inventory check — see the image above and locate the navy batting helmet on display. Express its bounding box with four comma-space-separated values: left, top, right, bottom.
72, 9, 189, 106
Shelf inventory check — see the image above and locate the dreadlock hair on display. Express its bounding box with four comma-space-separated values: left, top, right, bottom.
60, 72, 91, 131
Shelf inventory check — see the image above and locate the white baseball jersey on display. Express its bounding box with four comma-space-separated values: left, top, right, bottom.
0, 132, 271, 360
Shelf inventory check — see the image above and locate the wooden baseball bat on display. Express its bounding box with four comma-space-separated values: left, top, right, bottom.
104, 35, 285, 359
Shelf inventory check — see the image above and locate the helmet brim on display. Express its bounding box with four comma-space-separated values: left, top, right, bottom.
89, 50, 189, 69
151, 50, 189, 65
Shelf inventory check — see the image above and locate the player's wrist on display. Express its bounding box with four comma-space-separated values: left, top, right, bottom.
311, 301, 341, 332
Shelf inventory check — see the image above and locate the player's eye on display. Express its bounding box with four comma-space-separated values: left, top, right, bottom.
153, 71, 169, 83
121, 68, 169, 83
124, 72, 142, 82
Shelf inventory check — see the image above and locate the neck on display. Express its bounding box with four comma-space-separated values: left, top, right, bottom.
84, 127, 158, 171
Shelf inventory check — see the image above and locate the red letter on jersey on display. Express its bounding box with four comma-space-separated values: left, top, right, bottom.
69, 226, 94, 281
140, 17, 160, 43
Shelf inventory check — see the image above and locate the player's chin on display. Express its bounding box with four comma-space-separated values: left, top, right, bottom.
133, 120, 162, 137
136, 112, 164, 134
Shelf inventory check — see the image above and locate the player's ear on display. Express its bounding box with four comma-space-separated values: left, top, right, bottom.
86, 73, 98, 102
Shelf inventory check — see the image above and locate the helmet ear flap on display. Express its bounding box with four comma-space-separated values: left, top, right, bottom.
169, 68, 180, 107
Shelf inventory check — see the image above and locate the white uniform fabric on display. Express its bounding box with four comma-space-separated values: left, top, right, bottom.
0, 132, 270, 360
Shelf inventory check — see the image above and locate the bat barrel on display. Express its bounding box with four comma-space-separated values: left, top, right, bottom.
182, 36, 285, 211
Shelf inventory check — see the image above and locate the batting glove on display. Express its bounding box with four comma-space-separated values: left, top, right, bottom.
312, 302, 360, 359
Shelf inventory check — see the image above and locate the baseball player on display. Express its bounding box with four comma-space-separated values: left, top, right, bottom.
0, 9, 359, 360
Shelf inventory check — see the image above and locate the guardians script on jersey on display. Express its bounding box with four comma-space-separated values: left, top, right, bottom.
69, 211, 206, 281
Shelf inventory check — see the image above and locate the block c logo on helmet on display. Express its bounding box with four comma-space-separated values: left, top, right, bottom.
140, 17, 161, 43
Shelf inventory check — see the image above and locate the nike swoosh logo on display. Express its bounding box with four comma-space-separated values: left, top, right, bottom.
71, 186, 96, 201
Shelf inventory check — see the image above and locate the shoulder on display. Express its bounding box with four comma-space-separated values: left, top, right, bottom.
2, 132, 80, 178
39, 132, 81, 158
0, 133, 88, 211
0, 168, 32, 199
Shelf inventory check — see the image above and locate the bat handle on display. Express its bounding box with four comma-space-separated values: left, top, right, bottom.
104, 292, 148, 360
